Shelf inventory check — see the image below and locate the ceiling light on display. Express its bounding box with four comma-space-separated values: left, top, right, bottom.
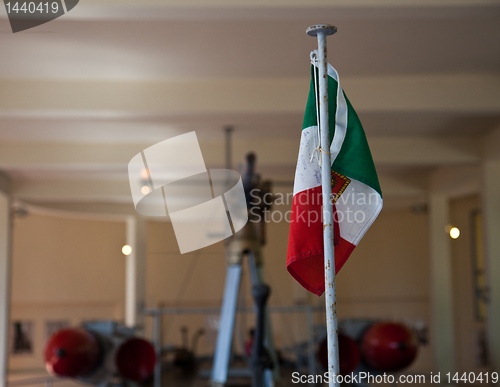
122, 245, 132, 256
449, 227, 460, 239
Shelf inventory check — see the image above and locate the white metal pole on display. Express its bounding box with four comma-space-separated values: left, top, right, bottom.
306, 24, 339, 387
0, 191, 12, 387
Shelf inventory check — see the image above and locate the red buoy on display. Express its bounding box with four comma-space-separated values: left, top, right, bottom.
318, 333, 361, 376
115, 338, 156, 382
44, 328, 101, 377
361, 322, 418, 372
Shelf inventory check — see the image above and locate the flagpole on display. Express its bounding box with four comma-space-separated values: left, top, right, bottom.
306, 24, 340, 387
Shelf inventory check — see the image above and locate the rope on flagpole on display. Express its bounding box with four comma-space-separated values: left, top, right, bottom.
306, 23, 340, 387
310, 50, 329, 167
311, 51, 322, 166
309, 50, 333, 166
310, 146, 331, 164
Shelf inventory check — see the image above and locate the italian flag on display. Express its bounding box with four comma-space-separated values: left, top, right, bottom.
287, 63, 383, 296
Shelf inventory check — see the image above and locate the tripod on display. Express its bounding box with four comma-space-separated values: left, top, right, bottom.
210, 219, 279, 387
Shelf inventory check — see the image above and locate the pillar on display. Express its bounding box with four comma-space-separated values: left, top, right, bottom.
125, 216, 147, 331
482, 160, 500, 375
0, 191, 12, 387
429, 192, 456, 377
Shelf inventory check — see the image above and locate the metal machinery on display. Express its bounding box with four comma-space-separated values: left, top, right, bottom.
316, 319, 420, 385
210, 149, 280, 387
44, 321, 156, 386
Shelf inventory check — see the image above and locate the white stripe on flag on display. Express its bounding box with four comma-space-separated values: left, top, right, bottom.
335, 180, 383, 245
293, 126, 322, 195
327, 64, 348, 165
311, 60, 348, 165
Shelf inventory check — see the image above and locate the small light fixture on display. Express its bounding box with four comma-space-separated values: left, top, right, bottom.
122, 245, 132, 255
449, 227, 460, 239
141, 185, 150, 195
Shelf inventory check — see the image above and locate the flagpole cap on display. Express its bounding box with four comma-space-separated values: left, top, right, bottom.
306, 24, 337, 37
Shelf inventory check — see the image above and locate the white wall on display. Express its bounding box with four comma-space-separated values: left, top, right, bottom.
9, 195, 485, 375
9, 213, 126, 372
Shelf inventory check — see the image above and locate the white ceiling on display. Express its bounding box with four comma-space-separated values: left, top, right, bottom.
1, 7, 499, 79
0, 0, 499, 213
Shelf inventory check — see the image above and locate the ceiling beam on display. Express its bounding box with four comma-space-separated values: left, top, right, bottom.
369, 136, 481, 166
0, 135, 481, 175
50, 0, 500, 22
74, 0, 499, 7
19, 201, 134, 222
428, 166, 481, 198
12, 168, 427, 203
0, 75, 499, 117
0, 173, 10, 196
484, 125, 500, 159
12, 179, 131, 203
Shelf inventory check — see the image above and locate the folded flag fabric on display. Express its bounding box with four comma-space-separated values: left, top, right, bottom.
287, 62, 383, 296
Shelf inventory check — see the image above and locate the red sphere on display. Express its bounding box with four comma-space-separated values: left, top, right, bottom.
318, 333, 361, 375
361, 322, 418, 372
44, 328, 101, 377
115, 338, 156, 382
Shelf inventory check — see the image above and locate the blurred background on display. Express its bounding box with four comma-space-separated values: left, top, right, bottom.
0, 0, 499, 386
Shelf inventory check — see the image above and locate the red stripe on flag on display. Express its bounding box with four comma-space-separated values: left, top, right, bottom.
286, 186, 355, 296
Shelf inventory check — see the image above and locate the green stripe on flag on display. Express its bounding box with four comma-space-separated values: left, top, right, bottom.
302, 66, 337, 146
302, 65, 382, 197
302, 68, 318, 129
332, 93, 382, 197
